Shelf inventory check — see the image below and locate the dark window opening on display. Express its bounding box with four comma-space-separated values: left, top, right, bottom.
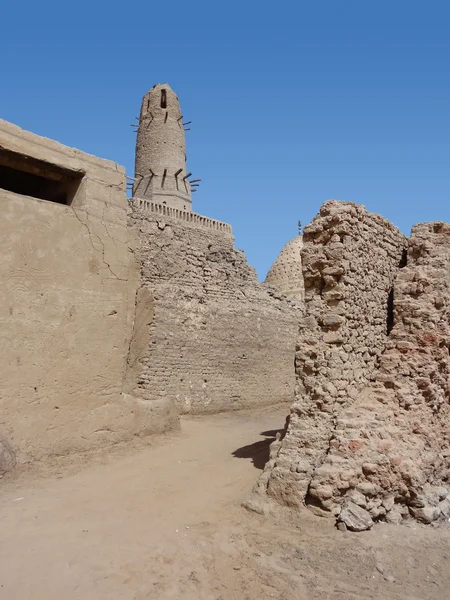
160, 89, 167, 109
387, 288, 394, 335
399, 247, 408, 268
0, 148, 84, 205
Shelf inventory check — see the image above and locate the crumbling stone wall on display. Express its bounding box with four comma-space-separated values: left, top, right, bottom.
327, 221, 450, 528
257, 201, 406, 505
128, 200, 301, 414
252, 201, 450, 528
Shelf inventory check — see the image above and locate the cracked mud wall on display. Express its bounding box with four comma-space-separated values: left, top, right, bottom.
0, 120, 177, 468
129, 203, 301, 414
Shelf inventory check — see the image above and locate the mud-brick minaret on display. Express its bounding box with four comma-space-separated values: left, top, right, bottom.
134, 83, 192, 211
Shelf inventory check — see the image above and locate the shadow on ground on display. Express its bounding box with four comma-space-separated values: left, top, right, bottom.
232, 429, 284, 470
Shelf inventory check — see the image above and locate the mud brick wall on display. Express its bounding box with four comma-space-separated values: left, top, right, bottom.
0, 119, 179, 472
128, 202, 301, 414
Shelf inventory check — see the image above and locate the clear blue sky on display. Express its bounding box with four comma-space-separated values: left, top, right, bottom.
1, 1, 449, 279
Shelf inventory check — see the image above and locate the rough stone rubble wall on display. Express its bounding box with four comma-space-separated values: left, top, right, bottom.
128, 203, 301, 414
257, 201, 406, 505
253, 201, 450, 528
325, 221, 450, 527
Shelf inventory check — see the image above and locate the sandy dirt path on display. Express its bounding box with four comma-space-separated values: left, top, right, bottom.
0, 406, 449, 600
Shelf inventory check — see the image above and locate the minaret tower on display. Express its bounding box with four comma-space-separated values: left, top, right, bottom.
133, 83, 192, 211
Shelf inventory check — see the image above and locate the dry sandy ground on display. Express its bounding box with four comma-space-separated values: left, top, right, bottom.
0, 405, 449, 600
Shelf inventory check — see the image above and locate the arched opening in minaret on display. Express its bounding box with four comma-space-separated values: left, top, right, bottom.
160, 89, 167, 109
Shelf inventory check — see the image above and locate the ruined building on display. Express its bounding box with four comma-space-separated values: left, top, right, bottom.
1, 84, 448, 529
0, 84, 300, 472
251, 201, 450, 529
